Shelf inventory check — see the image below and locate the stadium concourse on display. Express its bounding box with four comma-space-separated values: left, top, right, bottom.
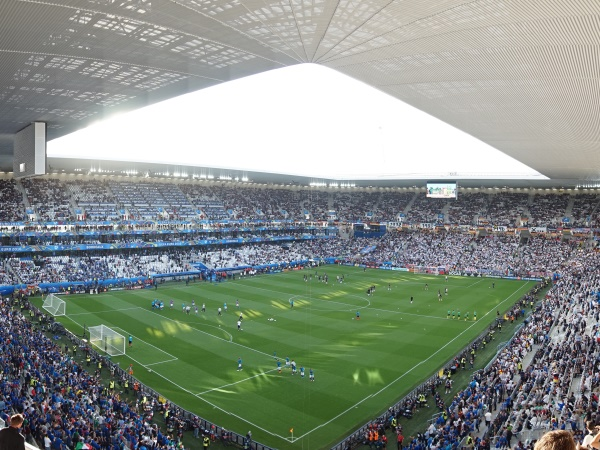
0, 177, 598, 450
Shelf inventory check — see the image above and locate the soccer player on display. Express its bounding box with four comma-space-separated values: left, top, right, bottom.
182, 302, 186, 312
309, 368, 314, 381
444, 287, 448, 295
236, 299, 240, 309
457, 310, 461, 320
424, 283, 429, 290
447, 310, 451, 319
128, 335, 133, 348
452, 310, 455, 319
356, 311, 360, 320
237, 357, 243, 371
277, 360, 282, 373
285, 356, 290, 367
291, 360, 297, 375
300, 366, 305, 377
201, 303, 206, 313
410, 296, 414, 304
217, 307, 222, 316
170, 299, 174, 309
237, 320, 242, 331
223, 302, 228, 313
194, 306, 198, 315
290, 299, 294, 308
473, 311, 477, 321
465, 311, 469, 321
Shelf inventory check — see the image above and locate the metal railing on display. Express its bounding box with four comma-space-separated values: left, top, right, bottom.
31, 303, 277, 450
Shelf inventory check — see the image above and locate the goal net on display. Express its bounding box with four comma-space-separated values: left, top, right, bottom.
412, 266, 442, 275
43, 293, 66, 316
88, 325, 126, 356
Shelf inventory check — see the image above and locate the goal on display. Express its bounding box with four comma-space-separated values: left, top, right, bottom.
88, 325, 126, 356
43, 293, 66, 316
412, 266, 441, 275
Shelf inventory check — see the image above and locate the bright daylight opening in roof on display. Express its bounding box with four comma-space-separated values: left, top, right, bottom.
48, 64, 546, 181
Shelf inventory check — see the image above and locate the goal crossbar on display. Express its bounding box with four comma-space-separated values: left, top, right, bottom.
43, 293, 66, 317
88, 325, 126, 357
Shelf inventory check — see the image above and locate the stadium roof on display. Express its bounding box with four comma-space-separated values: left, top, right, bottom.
1, 0, 599, 186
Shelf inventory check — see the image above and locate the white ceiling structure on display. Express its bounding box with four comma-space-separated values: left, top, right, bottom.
1, 0, 599, 185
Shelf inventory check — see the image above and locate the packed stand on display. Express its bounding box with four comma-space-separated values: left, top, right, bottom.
333, 191, 381, 223
297, 189, 330, 221
178, 184, 228, 220
21, 178, 72, 221
528, 193, 570, 227
408, 194, 447, 224
480, 250, 600, 448
66, 180, 120, 221
259, 188, 301, 220
376, 191, 415, 222
448, 192, 487, 225
0, 297, 199, 450
0, 262, 16, 285
6, 253, 188, 284
0, 232, 587, 286
570, 193, 600, 227
483, 192, 530, 227
0, 179, 25, 222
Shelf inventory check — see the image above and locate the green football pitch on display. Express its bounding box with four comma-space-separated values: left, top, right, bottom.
38, 266, 534, 449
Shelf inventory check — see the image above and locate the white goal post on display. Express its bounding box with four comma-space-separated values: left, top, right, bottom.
88, 325, 126, 356
43, 293, 66, 316
412, 266, 445, 275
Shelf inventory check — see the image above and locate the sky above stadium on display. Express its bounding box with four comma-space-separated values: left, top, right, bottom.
48, 64, 546, 181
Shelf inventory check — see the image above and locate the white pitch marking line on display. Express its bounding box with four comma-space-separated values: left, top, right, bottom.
140, 307, 275, 359
291, 282, 530, 441
68, 307, 141, 316
144, 358, 179, 367
61, 307, 299, 442
196, 368, 279, 395
112, 326, 177, 361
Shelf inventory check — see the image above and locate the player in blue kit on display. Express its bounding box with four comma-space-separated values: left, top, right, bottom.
300, 366, 305, 377
309, 368, 314, 381
237, 357, 243, 371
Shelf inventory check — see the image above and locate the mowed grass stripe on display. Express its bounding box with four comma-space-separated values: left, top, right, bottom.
39, 268, 535, 449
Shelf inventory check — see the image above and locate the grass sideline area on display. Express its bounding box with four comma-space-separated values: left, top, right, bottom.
32, 266, 535, 449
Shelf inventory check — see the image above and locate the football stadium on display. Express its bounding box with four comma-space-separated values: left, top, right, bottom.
0, 2, 599, 450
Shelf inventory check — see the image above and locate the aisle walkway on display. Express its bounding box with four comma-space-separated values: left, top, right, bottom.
471, 343, 542, 444
472, 304, 592, 448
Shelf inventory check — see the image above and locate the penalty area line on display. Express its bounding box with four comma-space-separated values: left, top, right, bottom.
68, 307, 141, 316
291, 282, 531, 442
65, 314, 291, 443
145, 358, 179, 367
111, 326, 178, 362
196, 367, 279, 396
